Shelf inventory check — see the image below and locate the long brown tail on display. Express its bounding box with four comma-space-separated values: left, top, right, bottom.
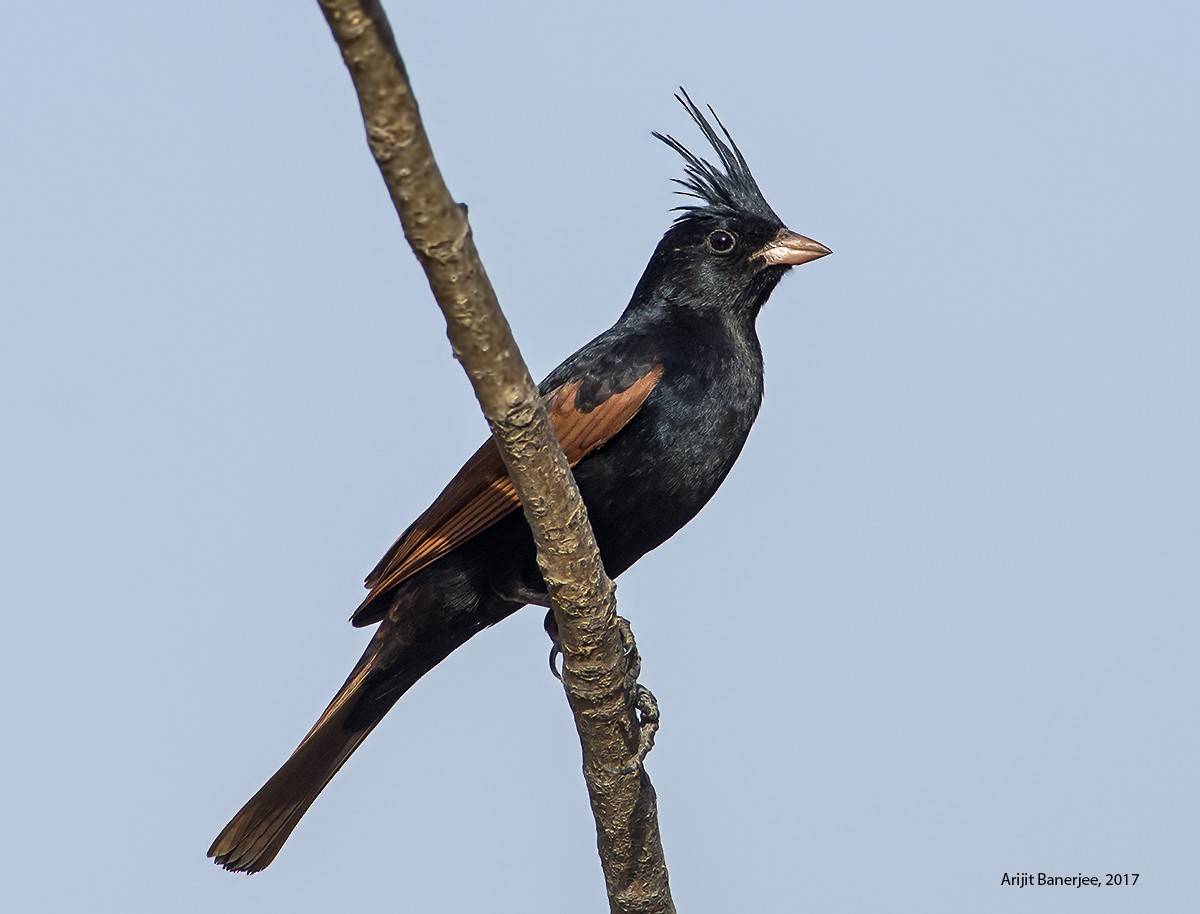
208, 655, 385, 873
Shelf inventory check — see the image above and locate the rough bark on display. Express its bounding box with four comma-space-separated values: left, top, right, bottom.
315, 3, 674, 912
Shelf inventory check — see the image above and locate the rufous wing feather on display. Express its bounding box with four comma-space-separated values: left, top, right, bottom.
353, 365, 664, 625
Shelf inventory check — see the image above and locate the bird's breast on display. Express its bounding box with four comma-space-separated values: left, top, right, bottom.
572, 337, 764, 577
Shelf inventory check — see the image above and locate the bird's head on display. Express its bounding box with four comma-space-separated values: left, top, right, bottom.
628, 91, 829, 323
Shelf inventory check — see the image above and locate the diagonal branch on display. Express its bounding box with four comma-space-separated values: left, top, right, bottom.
316, 3, 674, 912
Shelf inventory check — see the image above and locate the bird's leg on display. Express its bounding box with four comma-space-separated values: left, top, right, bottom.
490, 579, 560, 676
493, 581, 552, 607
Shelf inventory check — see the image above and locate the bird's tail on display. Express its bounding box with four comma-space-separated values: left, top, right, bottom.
208, 646, 396, 873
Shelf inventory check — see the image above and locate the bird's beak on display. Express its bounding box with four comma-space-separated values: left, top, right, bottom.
754, 228, 832, 267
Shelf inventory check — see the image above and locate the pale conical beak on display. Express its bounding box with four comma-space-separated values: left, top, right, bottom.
754, 228, 832, 267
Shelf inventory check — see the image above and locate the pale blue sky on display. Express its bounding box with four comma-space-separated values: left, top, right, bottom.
2, 2, 1197, 911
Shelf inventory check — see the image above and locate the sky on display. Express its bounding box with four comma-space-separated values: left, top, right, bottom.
2, 1, 1197, 911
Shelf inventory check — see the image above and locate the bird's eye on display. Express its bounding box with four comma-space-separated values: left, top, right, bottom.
706, 230, 737, 255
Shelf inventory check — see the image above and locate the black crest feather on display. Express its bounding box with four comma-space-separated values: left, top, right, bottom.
653, 89, 781, 226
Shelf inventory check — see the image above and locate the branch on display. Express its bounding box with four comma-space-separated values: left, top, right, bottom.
316, 3, 674, 911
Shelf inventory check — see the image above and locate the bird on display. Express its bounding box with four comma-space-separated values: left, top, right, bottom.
209, 90, 830, 873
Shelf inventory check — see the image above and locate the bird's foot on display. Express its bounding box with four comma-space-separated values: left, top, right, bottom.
611, 618, 659, 773
545, 611, 660, 769
616, 683, 661, 775
616, 616, 641, 678
544, 609, 563, 680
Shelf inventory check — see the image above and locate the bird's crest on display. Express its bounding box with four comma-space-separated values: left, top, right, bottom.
653, 89, 781, 225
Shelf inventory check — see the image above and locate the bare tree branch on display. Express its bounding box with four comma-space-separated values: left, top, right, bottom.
316, 2, 674, 911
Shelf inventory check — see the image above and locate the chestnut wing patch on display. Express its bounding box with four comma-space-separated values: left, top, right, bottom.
354, 365, 664, 623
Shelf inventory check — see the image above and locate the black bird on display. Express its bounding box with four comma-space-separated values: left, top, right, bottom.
209, 92, 830, 873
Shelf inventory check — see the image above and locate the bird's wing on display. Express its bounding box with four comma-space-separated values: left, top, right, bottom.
354, 364, 664, 623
